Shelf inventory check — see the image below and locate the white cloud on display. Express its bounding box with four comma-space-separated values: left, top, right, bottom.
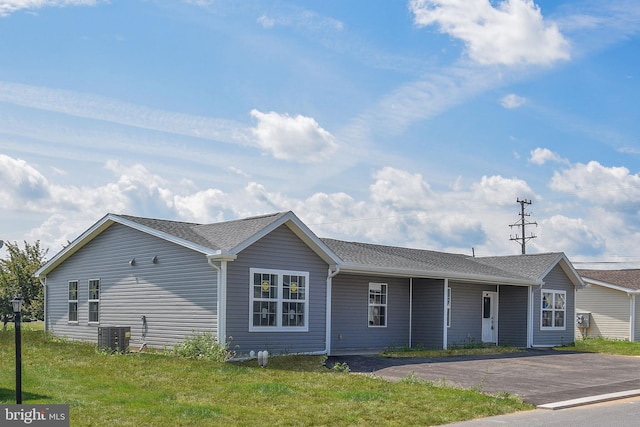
0, 0, 101, 17
471, 175, 536, 206
257, 14, 276, 28
550, 161, 640, 207
537, 215, 605, 255
0, 81, 252, 146
370, 167, 435, 209
249, 109, 338, 162
0, 154, 51, 208
501, 93, 527, 109
409, 0, 570, 66
529, 147, 567, 165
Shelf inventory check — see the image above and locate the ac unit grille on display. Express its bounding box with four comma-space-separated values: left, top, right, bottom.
98, 326, 131, 353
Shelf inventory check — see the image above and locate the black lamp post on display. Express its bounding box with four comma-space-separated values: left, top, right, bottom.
12, 296, 23, 404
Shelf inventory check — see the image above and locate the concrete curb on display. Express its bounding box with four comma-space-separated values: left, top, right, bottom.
537, 389, 640, 410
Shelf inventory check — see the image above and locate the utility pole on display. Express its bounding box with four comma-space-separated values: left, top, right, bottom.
509, 198, 537, 254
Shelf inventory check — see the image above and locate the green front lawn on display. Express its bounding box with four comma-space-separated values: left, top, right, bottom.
0, 328, 531, 426
557, 337, 640, 356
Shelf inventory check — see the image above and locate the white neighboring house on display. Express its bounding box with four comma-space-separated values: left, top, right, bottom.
577, 270, 640, 342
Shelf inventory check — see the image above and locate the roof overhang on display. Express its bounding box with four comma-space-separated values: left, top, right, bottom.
337, 263, 540, 286
581, 277, 640, 294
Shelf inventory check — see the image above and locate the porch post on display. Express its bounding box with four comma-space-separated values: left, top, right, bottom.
630, 294, 635, 342
409, 278, 413, 348
527, 285, 533, 348
443, 278, 448, 350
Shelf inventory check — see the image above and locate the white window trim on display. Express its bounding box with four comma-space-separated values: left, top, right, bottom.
68, 280, 78, 324
540, 289, 566, 331
249, 268, 309, 332
88, 278, 100, 324
368, 282, 388, 328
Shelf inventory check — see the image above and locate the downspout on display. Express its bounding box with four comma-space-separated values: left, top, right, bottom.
409, 278, 413, 348
325, 265, 340, 356
39, 277, 47, 332
443, 278, 448, 350
207, 258, 228, 345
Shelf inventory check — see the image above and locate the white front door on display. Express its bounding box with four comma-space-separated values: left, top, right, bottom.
481, 291, 498, 343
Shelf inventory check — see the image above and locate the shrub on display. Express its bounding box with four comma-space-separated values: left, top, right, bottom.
172, 331, 234, 362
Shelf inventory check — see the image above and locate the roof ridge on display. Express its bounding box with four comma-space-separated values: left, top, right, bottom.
118, 213, 202, 226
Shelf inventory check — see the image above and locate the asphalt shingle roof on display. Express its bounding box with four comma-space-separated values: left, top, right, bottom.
578, 269, 640, 291
321, 238, 549, 282
117, 212, 564, 283
120, 212, 288, 252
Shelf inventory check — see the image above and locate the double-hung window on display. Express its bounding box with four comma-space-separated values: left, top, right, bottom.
88, 279, 100, 323
541, 290, 565, 329
368, 282, 387, 327
250, 268, 309, 332
68, 281, 78, 323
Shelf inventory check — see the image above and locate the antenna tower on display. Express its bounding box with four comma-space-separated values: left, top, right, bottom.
509, 198, 537, 254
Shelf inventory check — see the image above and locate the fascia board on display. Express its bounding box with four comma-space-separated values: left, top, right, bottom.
582, 277, 640, 294
230, 212, 341, 264
337, 263, 538, 286
113, 215, 215, 255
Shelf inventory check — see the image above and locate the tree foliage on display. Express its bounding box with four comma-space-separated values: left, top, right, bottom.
0, 240, 48, 320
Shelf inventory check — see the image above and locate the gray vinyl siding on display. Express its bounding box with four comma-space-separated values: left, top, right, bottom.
45, 223, 218, 349
225, 225, 329, 356
575, 285, 630, 340
497, 285, 528, 347
411, 278, 445, 349
447, 283, 496, 347
331, 274, 410, 353
532, 264, 575, 346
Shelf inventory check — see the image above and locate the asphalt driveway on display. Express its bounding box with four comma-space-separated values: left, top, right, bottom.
327, 349, 640, 407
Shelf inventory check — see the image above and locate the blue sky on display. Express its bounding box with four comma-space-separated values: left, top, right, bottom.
1, 0, 640, 268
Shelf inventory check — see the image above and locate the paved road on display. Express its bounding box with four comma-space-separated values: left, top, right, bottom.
328, 349, 640, 406
448, 396, 640, 426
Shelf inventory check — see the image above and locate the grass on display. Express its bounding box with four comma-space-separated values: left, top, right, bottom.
382, 346, 523, 358
0, 325, 532, 426
556, 337, 640, 356
382, 340, 523, 359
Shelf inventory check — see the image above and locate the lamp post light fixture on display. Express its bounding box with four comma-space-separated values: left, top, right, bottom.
12, 296, 23, 404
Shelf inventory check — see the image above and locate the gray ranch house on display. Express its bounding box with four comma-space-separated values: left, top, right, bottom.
35, 211, 584, 356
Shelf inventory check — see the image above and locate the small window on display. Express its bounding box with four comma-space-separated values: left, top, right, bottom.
88, 279, 100, 323
368, 282, 387, 327
68, 281, 78, 323
541, 290, 565, 330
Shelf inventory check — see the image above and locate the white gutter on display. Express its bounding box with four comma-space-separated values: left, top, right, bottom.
207, 254, 237, 345
325, 265, 340, 355
39, 277, 47, 332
